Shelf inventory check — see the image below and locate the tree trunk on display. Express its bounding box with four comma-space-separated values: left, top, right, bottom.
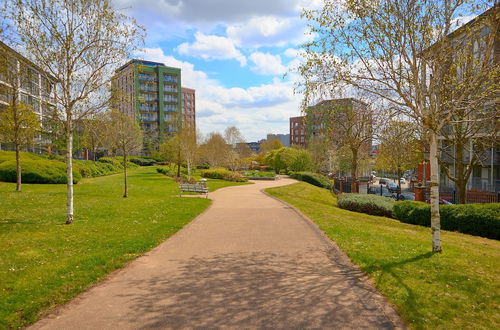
123, 152, 128, 198
351, 148, 358, 192
455, 146, 466, 204
66, 131, 74, 224
15, 142, 21, 192
187, 161, 191, 177
397, 167, 402, 201
429, 132, 441, 252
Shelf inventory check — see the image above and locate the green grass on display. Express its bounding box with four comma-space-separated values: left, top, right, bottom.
0, 166, 243, 329
266, 182, 500, 330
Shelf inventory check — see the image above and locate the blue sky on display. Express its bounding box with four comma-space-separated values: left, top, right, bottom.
113, 0, 322, 142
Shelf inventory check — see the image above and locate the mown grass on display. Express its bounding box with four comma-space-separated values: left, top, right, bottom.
0, 166, 244, 329
266, 182, 500, 330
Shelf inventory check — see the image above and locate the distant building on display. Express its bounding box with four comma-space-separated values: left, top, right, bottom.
247, 142, 260, 153
0, 41, 57, 152
112, 59, 182, 149
289, 116, 307, 147
181, 87, 196, 131
267, 133, 290, 147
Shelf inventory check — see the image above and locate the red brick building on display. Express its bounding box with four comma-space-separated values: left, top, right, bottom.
181, 87, 195, 130
289, 116, 307, 146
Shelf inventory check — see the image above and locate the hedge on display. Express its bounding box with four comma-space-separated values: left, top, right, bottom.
201, 168, 248, 182
128, 156, 156, 166
0, 159, 82, 184
289, 171, 332, 189
393, 201, 500, 240
337, 193, 395, 218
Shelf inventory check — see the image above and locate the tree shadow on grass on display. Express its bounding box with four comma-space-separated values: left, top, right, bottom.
117, 250, 400, 329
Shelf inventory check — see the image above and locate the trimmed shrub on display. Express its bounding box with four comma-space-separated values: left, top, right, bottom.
196, 164, 210, 169
156, 166, 174, 176
128, 156, 156, 166
393, 201, 500, 240
289, 171, 332, 189
201, 168, 248, 182
0, 159, 81, 184
337, 193, 395, 218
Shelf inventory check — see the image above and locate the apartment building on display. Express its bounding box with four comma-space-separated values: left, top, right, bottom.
289, 116, 307, 146
267, 133, 290, 147
0, 41, 57, 151
181, 87, 196, 130
112, 59, 182, 148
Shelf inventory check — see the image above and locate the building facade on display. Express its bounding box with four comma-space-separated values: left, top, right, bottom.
181, 87, 196, 130
112, 59, 182, 148
0, 41, 57, 152
289, 116, 307, 146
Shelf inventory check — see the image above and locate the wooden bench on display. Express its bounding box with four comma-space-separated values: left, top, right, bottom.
179, 183, 208, 198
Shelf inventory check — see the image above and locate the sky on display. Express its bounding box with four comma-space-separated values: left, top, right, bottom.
112, 0, 323, 142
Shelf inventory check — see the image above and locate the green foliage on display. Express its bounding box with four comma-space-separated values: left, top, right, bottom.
0, 159, 81, 184
264, 147, 314, 173
240, 170, 276, 178
337, 193, 394, 218
393, 201, 500, 240
289, 171, 332, 189
201, 168, 248, 182
128, 156, 156, 166
156, 164, 187, 177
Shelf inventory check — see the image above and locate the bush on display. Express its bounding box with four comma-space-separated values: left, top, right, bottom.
156, 166, 174, 176
240, 170, 276, 178
337, 193, 395, 218
393, 201, 500, 239
196, 164, 210, 169
0, 159, 81, 184
289, 171, 332, 189
201, 168, 248, 182
128, 156, 156, 166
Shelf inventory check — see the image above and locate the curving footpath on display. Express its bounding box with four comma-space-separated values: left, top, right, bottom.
31, 178, 405, 329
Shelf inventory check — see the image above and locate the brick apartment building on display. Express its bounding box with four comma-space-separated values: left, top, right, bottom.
289, 116, 307, 146
0, 41, 57, 152
181, 87, 196, 131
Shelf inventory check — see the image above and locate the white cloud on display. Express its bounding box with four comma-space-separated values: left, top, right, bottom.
226, 16, 312, 48
135, 47, 302, 141
249, 52, 287, 75
176, 32, 247, 66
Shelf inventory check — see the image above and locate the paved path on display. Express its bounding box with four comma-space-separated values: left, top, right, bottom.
31, 178, 404, 329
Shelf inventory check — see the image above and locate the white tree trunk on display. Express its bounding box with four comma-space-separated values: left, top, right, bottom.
66, 131, 74, 224
429, 131, 441, 252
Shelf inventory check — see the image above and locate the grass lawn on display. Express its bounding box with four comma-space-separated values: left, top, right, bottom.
266, 182, 500, 330
0, 166, 245, 329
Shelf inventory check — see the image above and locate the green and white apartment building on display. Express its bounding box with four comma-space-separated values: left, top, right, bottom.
112, 59, 196, 150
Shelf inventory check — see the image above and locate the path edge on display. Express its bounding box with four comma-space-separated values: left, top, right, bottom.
262, 186, 408, 330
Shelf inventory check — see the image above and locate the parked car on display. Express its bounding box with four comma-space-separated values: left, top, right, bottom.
387, 182, 398, 193
379, 178, 391, 185
400, 178, 407, 184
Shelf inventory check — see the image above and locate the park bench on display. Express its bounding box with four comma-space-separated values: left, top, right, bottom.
179, 183, 208, 198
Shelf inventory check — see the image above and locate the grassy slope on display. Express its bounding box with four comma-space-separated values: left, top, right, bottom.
0, 166, 244, 329
266, 182, 500, 330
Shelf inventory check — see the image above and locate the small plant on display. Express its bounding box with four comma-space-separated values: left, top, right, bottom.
289, 171, 332, 189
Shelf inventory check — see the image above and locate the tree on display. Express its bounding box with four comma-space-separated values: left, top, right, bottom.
7, 0, 144, 223
0, 104, 40, 191
309, 100, 375, 190
159, 136, 183, 176
298, 0, 498, 252
178, 128, 199, 177
377, 121, 421, 200
105, 110, 143, 198
224, 126, 247, 171
200, 132, 231, 167
0, 44, 41, 192
259, 138, 283, 155
81, 112, 107, 161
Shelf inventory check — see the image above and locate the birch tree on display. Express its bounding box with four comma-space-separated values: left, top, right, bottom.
298, 0, 497, 252
7, 0, 144, 223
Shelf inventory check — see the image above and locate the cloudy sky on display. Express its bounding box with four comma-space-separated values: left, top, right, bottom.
113, 0, 322, 142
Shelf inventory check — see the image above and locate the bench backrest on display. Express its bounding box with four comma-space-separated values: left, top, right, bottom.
179, 183, 207, 191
